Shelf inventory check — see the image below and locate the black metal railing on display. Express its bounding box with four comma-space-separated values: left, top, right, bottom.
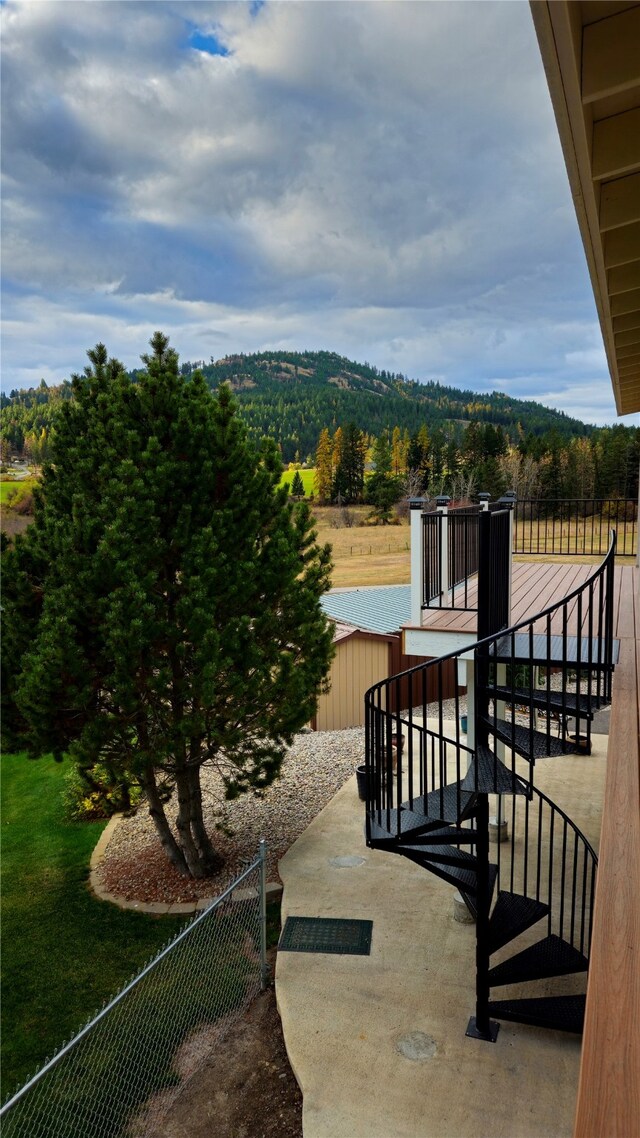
421, 503, 483, 611
364, 533, 617, 1033
477, 531, 616, 773
494, 786, 597, 956
422, 512, 442, 605
367, 533, 617, 837
515, 498, 637, 557
448, 505, 481, 609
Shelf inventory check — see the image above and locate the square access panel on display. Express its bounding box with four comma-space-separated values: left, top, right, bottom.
278, 916, 373, 956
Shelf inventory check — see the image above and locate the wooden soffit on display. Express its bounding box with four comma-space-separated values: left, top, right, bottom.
531, 1, 640, 415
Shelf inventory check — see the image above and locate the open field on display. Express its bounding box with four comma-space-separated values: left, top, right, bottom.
0, 478, 36, 507
0, 754, 184, 1098
280, 467, 316, 495
312, 506, 410, 588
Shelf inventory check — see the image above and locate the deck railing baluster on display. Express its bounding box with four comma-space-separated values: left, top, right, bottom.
513, 499, 635, 556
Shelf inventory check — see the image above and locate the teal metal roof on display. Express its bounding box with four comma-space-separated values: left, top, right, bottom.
321, 585, 410, 635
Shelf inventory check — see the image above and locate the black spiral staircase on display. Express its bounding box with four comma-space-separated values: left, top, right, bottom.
364, 510, 618, 1042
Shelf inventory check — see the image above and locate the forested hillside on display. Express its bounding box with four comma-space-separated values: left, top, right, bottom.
173, 350, 591, 463
1, 351, 638, 506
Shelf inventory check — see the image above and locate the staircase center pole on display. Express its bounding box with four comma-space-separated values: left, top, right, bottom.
466, 792, 499, 1042
474, 793, 491, 1031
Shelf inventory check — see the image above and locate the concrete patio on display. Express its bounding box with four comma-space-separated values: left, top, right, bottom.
275, 726, 607, 1138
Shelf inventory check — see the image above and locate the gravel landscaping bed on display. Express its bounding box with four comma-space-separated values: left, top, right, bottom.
97, 674, 602, 906
95, 728, 365, 905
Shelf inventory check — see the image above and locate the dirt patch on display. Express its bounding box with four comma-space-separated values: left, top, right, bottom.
147, 952, 302, 1138
1, 511, 33, 540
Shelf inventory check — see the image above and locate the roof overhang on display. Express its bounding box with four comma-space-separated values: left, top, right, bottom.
530, 1, 640, 415
332, 621, 396, 645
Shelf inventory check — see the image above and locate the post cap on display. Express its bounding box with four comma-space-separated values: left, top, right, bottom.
435, 495, 450, 508
409, 497, 427, 510
476, 492, 491, 502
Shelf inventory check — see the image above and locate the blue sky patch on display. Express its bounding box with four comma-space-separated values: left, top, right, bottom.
188, 26, 229, 57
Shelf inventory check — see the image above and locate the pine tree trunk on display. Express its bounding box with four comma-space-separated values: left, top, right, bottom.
143, 765, 190, 877
174, 765, 207, 878
188, 765, 223, 872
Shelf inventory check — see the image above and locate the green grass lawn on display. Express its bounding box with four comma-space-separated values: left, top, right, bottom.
0, 478, 36, 507
0, 753, 185, 1100
279, 467, 316, 496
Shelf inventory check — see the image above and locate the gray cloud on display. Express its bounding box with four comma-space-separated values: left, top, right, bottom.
1, 0, 636, 425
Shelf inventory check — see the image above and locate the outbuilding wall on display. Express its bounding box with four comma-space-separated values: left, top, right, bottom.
387, 641, 457, 712
313, 630, 457, 731
314, 634, 391, 731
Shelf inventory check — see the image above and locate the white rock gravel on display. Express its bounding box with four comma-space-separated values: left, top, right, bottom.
95, 727, 366, 904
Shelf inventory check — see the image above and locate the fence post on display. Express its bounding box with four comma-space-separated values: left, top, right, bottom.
259, 838, 270, 990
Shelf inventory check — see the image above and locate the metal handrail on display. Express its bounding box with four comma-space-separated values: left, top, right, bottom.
515, 498, 636, 556
364, 532, 615, 903
365, 534, 615, 1038
495, 784, 598, 954
421, 502, 483, 612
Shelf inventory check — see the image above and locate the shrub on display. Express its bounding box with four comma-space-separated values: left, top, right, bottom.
63, 762, 143, 821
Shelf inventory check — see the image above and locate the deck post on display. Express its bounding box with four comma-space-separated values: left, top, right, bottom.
409, 498, 426, 626
436, 496, 450, 608
504, 491, 516, 621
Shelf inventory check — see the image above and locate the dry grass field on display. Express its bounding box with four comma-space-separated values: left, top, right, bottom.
311, 507, 637, 591
312, 506, 410, 588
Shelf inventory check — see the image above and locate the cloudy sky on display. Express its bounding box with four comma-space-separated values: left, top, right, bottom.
2, 0, 636, 425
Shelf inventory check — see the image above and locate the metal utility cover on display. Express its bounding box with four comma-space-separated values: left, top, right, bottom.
279, 916, 373, 955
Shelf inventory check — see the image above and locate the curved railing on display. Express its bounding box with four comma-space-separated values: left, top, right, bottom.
365, 534, 615, 1037
494, 783, 598, 956
364, 531, 617, 843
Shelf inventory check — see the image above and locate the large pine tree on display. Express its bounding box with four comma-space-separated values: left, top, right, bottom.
2, 335, 335, 878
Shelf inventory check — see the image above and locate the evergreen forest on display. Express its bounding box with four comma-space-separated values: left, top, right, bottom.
1, 350, 638, 505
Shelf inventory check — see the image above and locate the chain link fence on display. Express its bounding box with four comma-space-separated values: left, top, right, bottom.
1, 843, 269, 1138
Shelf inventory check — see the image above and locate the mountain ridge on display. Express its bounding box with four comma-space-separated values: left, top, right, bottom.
175, 349, 591, 462
2, 349, 595, 468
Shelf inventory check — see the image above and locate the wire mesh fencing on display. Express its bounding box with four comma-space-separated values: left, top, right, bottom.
1, 843, 269, 1138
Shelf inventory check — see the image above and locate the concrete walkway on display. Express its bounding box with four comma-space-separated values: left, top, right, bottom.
276, 729, 607, 1138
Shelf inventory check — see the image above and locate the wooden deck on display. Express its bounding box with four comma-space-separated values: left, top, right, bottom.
420, 560, 634, 640
574, 563, 639, 1138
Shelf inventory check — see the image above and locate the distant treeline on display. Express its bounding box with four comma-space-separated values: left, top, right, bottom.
1, 351, 637, 503
311, 420, 639, 506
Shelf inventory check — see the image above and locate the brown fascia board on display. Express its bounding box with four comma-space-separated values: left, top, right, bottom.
529, 1, 624, 412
